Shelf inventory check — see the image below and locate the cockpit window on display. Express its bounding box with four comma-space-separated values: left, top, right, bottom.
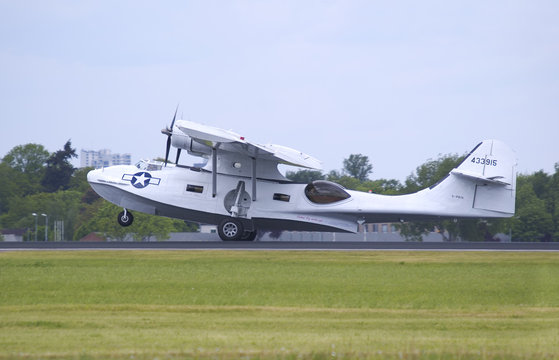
136, 160, 163, 171
304, 181, 351, 204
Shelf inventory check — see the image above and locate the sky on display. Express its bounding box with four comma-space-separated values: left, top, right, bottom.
1, 1, 558, 181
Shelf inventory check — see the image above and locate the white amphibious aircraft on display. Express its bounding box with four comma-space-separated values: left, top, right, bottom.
87, 114, 517, 241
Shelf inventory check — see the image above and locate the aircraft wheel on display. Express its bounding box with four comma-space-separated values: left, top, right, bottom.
242, 230, 257, 241
218, 218, 244, 241
117, 210, 134, 227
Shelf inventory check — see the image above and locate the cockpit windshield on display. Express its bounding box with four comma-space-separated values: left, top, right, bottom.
304, 180, 351, 204
135, 160, 164, 171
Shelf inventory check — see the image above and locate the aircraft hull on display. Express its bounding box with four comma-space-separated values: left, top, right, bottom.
89, 180, 353, 233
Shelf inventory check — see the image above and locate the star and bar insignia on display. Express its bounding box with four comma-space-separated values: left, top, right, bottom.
122, 172, 161, 189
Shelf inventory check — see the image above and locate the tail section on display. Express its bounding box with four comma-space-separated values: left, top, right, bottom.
448, 139, 517, 216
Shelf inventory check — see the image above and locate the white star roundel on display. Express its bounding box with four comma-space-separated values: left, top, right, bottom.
122, 172, 161, 189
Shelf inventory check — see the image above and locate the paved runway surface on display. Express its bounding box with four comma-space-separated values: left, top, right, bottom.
2, 241, 559, 251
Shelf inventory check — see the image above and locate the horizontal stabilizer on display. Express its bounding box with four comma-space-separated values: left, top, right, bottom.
451, 170, 511, 186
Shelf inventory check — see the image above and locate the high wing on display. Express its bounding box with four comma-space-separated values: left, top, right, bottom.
175, 120, 322, 170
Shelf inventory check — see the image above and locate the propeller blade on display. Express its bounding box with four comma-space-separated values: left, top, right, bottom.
175, 148, 182, 165
170, 105, 179, 130
165, 136, 171, 166
163, 105, 179, 167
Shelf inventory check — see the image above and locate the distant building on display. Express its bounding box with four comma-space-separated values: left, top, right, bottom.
359, 223, 398, 234
79, 232, 106, 242
1, 229, 25, 242
80, 149, 131, 168
199, 225, 217, 234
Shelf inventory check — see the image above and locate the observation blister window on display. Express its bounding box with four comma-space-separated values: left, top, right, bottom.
304, 181, 350, 204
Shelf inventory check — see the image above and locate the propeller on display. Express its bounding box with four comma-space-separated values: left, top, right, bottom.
175, 148, 182, 165
161, 106, 179, 167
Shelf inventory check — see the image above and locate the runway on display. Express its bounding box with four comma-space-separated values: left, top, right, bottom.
2, 241, 559, 251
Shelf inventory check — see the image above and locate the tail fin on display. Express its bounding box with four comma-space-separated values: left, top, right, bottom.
449, 139, 517, 215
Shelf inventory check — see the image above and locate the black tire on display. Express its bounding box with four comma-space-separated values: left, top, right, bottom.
242, 230, 257, 241
117, 210, 134, 227
218, 218, 244, 241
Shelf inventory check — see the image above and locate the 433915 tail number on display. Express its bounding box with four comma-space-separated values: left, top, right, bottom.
471, 157, 497, 166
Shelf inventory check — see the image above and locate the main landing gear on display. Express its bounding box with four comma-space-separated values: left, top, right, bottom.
217, 218, 257, 241
116, 209, 255, 241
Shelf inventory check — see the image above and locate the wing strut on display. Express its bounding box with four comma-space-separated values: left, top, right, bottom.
252, 157, 257, 201
211, 144, 220, 198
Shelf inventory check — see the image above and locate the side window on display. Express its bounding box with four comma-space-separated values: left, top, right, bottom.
187, 185, 204, 193
273, 193, 291, 202
304, 181, 351, 204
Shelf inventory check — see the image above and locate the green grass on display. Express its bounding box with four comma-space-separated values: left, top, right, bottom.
1, 251, 559, 359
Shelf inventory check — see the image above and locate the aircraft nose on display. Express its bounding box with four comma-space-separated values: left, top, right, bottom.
87, 168, 100, 183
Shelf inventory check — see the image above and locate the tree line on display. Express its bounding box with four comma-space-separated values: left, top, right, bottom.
1, 143, 558, 241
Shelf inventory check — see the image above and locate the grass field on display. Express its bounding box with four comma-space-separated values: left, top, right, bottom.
1, 250, 559, 359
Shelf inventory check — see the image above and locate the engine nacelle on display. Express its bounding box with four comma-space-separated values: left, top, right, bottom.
171, 132, 212, 157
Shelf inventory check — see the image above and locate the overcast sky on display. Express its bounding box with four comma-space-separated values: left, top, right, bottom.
1, 1, 558, 181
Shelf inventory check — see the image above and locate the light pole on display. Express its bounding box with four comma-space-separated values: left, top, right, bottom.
31, 213, 38, 242
41, 213, 48, 241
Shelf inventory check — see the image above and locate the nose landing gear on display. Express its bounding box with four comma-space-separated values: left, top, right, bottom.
117, 209, 134, 227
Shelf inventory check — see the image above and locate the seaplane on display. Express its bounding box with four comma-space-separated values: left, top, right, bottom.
87, 112, 517, 241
